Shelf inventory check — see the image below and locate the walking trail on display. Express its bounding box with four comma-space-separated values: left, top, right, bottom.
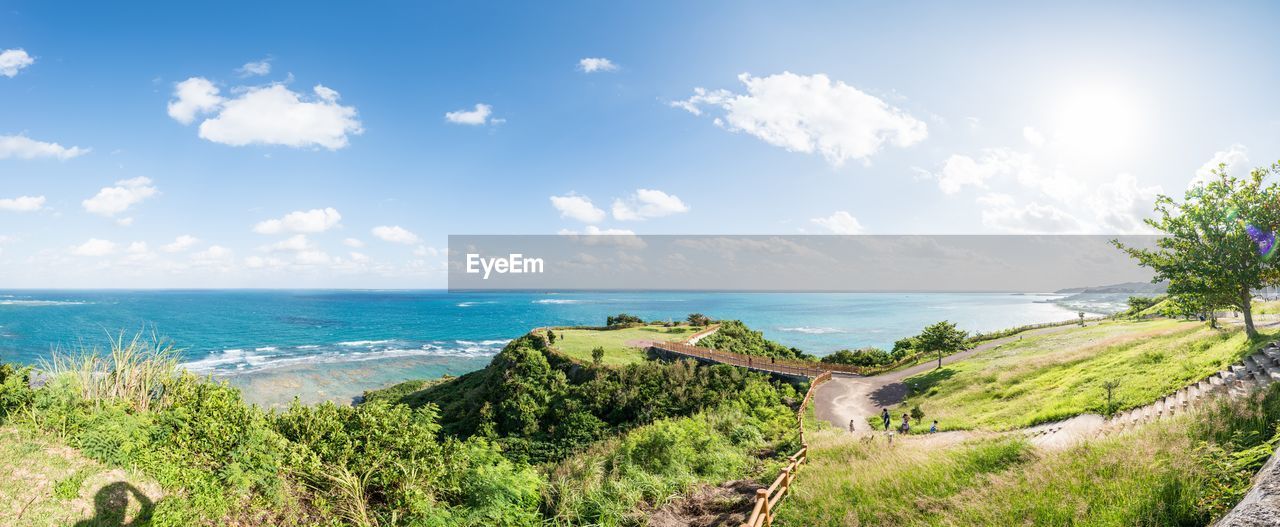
812, 323, 1088, 434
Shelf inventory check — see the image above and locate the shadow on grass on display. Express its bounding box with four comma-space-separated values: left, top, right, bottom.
74, 482, 154, 527
903, 367, 958, 396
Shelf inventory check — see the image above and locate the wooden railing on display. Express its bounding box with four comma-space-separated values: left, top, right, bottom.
742, 370, 831, 527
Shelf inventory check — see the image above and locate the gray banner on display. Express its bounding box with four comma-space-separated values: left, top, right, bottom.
447, 235, 1158, 292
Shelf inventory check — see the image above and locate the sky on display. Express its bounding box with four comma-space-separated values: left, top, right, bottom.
2, 1, 1279, 288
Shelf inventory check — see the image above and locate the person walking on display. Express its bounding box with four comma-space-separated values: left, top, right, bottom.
881, 408, 891, 431
930, 420, 938, 433
849, 419, 856, 433
900, 413, 910, 434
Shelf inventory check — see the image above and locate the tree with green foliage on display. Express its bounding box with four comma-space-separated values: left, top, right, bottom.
591, 346, 605, 365
1115, 163, 1280, 338
606, 313, 644, 327
686, 313, 712, 326
917, 321, 968, 369
910, 405, 925, 425
546, 329, 557, 344
821, 348, 893, 367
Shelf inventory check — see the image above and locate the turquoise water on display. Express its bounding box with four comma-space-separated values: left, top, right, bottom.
0, 290, 1089, 405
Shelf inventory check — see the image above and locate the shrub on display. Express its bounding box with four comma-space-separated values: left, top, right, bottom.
606, 314, 644, 327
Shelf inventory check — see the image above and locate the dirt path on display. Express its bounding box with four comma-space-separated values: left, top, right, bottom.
812, 323, 1093, 432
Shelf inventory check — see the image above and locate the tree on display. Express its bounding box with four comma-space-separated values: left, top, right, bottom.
1114, 163, 1280, 338
916, 321, 968, 370
1101, 380, 1122, 416
910, 405, 925, 425
606, 314, 644, 327
686, 313, 712, 326
591, 346, 605, 365
546, 329, 557, 344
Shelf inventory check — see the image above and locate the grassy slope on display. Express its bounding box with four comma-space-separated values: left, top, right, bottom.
779, 386, 1280, 526
0, 426, 162, 527
893, 319, 1263, 431
551, 325, 699, 366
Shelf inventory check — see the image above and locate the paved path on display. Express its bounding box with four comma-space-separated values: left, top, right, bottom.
813, 323, 1093, 432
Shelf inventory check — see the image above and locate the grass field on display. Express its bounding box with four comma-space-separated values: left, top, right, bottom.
777, 387, 1280, 526
890, 319, 1268, 431
550, 325, 701, 366
0, 426, 161, 526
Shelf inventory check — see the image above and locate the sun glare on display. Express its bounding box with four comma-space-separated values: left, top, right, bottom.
1051, 81, 1143, 156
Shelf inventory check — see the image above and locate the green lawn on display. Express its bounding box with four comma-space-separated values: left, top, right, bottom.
550, 325, 702, 366
892, 319, 1268, 431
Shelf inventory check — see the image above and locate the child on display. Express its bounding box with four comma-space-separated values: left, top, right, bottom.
930, 420, 938, 433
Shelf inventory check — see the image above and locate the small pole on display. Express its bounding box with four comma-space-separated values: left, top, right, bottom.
758, 488, 770, 525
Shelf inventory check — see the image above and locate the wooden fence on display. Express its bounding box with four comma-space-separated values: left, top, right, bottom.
741, 370, 831, 527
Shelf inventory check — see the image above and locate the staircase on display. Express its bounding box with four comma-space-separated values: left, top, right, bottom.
1024, 342, 1280, 444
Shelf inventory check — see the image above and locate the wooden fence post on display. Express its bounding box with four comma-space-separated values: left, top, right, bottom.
758, 488, 770, 525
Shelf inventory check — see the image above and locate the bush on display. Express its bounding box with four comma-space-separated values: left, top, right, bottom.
698, 320, 811, 360
606, 314, 644, 327
822, 348, 893, 367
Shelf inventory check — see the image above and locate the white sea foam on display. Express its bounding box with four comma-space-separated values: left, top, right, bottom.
296, 345, 320, 349
778, 326, 845, 334
182, 339, 506, 375
532, 299, 579, 304
0, 299, 87, 306
337, 339, 395, 347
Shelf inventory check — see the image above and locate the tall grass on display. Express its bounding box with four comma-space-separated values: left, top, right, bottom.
42, 330, 181, 412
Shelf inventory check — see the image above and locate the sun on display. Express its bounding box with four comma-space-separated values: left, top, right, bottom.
1051, 81, 1143, 156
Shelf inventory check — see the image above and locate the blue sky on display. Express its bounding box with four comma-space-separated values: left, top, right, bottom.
2, 1, 1279, 287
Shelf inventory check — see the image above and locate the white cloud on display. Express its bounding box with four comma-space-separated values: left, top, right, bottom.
558, 226, 637, 236
265, 234, 314, 252
70, 238, 117, 257
244, 255, 287, 269
0, 135, 89, 160
343, 237, 365, 248
126, 241, 150, 255
1023, 126, 1045, 147
578, 57, 618, 73
1088, 173, 1161, 234
82, 177, 158, 217
978, 194, 1086, 233
169, 78, 363, 150
672, 72, 927, 166
0, 195, 45, 212
936, 148, 1037, 195
611, 189, 690, 221
371, 225, 420, 244
0, 49, 34, 77
253, 207, 342, 234
161, 234, 199, 252
1192, 144, 1250, 188
413, 245, 442, 257
810, 211, 865, 234
445, 103, 501, 126
349, 251, 369, 263
237, 59, 272, 77
192, 245, 233, 261
115, 217, 135, 227
550, 194, 606, 223
295, 250, 332, 265
167, 77, 224, 124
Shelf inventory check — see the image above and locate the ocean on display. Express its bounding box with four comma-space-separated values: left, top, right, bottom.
0, 290, 1098, 405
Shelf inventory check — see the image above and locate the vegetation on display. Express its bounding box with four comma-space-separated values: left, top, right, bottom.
778, 385, 1280, 526
685, 313, 713, 326
820, 347, 899, 367
917, 320, 969, 369
0, 328, 804, 526
1115, 161, 1280, 337
548, 325, 697, 366
364, 333, 797, 465
890, 319, 1265, 430
605, 313, 644, 327
698, 320, 812, 360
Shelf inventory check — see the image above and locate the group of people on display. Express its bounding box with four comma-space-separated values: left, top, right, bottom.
847, 408, 938, 434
